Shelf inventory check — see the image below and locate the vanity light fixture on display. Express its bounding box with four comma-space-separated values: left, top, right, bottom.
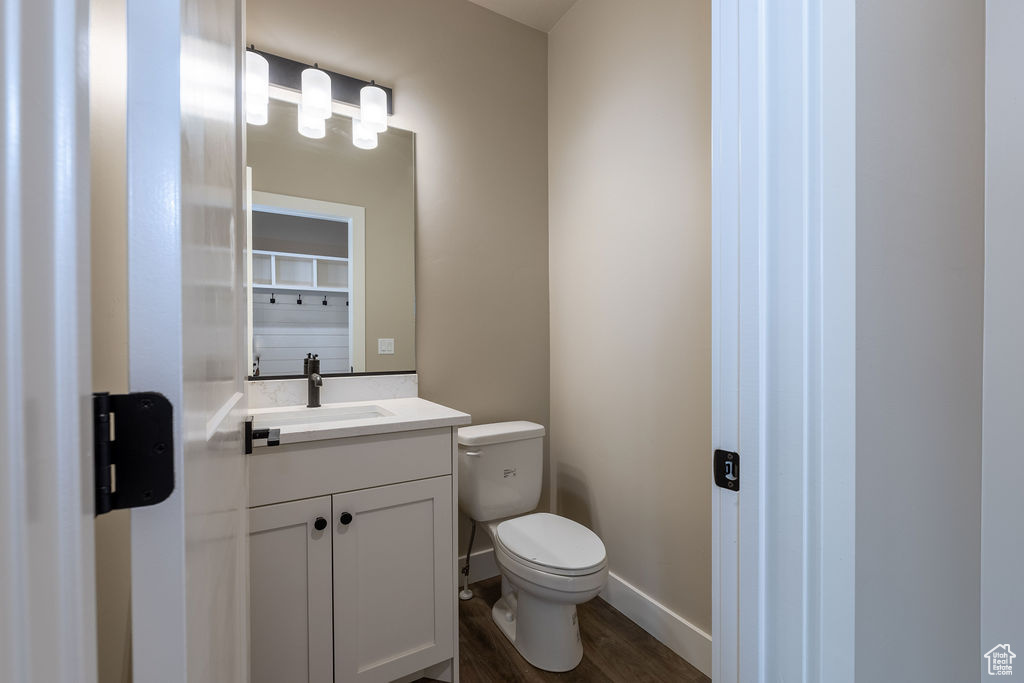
352, 116, 378, 150
359, 82, 388, 133
297, 103, 326, 139
245, 48, 269, 125
250, 50, 394, 149
300, 65, 332, 120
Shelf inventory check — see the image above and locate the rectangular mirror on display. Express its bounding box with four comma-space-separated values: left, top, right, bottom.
246, 98, 416, 378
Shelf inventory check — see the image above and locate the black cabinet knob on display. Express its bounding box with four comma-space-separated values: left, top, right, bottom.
313, 517, 327, 531
339, 512, 353, 526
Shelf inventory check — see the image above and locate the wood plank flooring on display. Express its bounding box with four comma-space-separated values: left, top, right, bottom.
441, 576, 709, 683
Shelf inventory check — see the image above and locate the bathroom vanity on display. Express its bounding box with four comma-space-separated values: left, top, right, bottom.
247, 397, 470, 683
243, 60, 445, 681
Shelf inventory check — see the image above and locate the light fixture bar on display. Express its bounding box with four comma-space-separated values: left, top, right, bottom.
250, 49, 394, 115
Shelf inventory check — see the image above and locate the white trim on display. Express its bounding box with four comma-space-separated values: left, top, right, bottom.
248, 190, 366, 372
127, 0, 187, 679
252, 248, 349, 262
817, 0, 856, 678
600, 573, 712, 679
710, 0, 743, 680
251, 190, 362, 223
246, 166, 254, 378
457, 547, 500, 585
350, 208, 365, 372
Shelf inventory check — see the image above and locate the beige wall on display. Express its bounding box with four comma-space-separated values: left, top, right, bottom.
855, 1, 985, 680
548, 0, 712, 634
248, 101, 417, 372
246, 0, 550, 545
90, 0, 132, 680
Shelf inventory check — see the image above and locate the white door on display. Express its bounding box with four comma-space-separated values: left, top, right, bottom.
333, 477, 454, 682
0, 1, 95, 682
250, 497, 334, 683
711, 1, 856, 681
126, 0, 249, 681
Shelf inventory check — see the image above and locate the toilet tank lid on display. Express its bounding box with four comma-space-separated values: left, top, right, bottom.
457, 421, 545, 446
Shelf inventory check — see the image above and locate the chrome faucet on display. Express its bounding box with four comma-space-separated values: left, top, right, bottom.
307, 355, 323, 408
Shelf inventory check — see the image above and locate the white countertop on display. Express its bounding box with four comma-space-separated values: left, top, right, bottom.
249, 397, 471, 446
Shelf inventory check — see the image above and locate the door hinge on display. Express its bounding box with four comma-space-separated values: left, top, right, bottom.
94, 392, 174, 516
714, 449, 740, 491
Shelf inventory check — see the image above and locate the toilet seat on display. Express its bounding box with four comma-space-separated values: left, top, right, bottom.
494, 513, 606, 577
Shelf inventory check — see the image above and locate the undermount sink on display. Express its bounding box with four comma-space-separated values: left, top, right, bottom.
253, 403, 394, 428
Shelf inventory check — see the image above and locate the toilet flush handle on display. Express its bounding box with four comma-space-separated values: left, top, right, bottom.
464, 450, 481, 457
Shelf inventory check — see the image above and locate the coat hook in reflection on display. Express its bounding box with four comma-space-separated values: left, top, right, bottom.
297, 294, 303, 305
270, 292, 276, 304
322, 295, 328, 306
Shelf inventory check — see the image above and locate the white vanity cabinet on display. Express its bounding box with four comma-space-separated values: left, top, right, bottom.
247, 412, 467, 683
250, 496, 334, 683
333, 477, 453, 682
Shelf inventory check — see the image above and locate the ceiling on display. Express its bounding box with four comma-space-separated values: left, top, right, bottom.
466, 0, 578, 33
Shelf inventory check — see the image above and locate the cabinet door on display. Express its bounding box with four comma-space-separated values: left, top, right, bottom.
333, 476, 454, 682
250, 496, 334, 683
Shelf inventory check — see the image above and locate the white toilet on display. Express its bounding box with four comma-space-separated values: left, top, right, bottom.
458, 421, 607, 672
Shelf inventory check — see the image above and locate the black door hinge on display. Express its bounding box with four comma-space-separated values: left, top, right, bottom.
714, 449, 740, 491
94, 392, 174, 516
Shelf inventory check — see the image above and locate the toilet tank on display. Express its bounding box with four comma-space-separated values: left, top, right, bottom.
458, 421, 545, 522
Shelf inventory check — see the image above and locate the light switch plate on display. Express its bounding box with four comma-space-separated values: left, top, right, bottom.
377, 338, 395, 355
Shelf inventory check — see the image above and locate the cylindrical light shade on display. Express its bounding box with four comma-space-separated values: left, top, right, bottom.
298, 104, 326, 139
301, 67, 332, 120
245, 51, 269, 125
352, 117, 378, 150
359, 84, 388, 133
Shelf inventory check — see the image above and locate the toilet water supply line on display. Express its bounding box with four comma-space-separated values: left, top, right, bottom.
460, 520, 477, 600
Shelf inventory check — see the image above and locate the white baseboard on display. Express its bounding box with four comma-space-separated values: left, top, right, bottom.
600, 571, 712, 678
459, 550, 712, 678
457, 547, 500, 585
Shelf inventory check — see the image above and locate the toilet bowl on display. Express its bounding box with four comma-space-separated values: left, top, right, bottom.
457, 422, 608, 672
487, 513, 607, 672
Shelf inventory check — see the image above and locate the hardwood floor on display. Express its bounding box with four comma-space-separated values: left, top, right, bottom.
445, 576, 709, 683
